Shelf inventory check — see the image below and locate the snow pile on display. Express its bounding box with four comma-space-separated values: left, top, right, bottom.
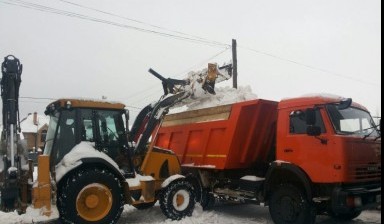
55, 141, 120, 182
170, 85, 258, 114
161, 174, 184, 188
126, 174, 155, 188
0, 206, 59, 224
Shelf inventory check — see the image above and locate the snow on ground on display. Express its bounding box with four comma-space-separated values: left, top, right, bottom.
117, 203, 381, 224
0, 202, 380, 224
0, 206, 59, 224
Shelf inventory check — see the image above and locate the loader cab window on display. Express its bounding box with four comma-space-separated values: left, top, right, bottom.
290, 109, 325, 134
53, 110, 77, 164
80, 109, 95, 142
95, 110, 127, 160
44, 114, 59, 156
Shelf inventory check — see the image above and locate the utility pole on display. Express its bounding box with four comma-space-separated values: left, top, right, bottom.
232, 39, 238, 89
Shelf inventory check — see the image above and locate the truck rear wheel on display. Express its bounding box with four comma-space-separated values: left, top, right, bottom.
57, 168, 123, 224
159, 179, 195, 220
269, 184, 315, 224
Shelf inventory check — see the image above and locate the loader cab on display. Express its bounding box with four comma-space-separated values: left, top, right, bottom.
43, 99, 133, 172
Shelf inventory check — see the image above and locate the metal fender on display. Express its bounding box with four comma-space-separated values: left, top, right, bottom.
161, 174, 185, 188
56, 157, 126, 185
264, 161, 313, 200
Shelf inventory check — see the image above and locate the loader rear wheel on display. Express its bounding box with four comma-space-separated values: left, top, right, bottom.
159, 179, 195, 220
269, 184, 316, 224
57, 168, 123, 224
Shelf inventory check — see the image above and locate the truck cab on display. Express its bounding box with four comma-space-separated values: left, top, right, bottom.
274, 95, 381, 219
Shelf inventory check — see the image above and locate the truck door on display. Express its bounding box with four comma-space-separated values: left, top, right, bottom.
277, 108, 335, 182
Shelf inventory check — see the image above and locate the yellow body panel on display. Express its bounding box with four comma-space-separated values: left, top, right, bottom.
32, 155, 52, 216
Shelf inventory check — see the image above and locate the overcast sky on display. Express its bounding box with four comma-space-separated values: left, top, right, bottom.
0, 0, 381, 122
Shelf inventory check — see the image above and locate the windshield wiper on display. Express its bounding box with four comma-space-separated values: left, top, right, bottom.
362, 124, 380, 140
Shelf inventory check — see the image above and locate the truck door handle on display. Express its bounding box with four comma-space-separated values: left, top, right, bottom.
284, 148, 293, 153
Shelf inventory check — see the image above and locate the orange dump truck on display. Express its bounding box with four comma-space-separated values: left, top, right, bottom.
155, 96, 381, 224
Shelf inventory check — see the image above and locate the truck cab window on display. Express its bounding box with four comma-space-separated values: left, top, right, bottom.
290, 109, 325, 134
326, 105, 378, 136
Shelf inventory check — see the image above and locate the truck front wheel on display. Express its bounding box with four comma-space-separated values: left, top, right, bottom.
57, 168, 124, 224
159, 179, 195, 220
269, 184, 316, 224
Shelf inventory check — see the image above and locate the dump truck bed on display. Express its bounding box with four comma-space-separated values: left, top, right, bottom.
155, 99, 278, 170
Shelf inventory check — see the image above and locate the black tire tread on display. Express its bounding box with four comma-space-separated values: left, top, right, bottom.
269, 184, 316, 224
159, 179, 195, 220
57, 168, 124, 224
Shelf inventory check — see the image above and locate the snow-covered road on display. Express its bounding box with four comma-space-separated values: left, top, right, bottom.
117, 203, 381, 224
0, 202, 380, 223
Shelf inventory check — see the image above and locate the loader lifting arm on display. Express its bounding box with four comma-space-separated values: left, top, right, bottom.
131, 69, 191, 157
130, 64, 232, 158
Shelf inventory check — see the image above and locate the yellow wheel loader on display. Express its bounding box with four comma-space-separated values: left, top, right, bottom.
1, 57, 232, 223
37, 79, 195, 223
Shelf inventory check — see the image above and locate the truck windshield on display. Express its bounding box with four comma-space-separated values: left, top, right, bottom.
43, 112, 59, 156
326, 105, 379, 137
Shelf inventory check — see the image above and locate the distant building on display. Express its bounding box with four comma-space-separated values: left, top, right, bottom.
20, 112, 49, 152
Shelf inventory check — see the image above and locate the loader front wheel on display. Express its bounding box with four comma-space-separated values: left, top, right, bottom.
159, 179, 195, 220
57, 168, 123, 224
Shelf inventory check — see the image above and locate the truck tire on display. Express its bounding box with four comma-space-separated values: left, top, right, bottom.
159, 179, 195, 220
57, 168, 124, 224
330, 210, 362, 221
269, 184, 316, 224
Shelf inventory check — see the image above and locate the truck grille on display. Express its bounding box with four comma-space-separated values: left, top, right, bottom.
348, 163, 381, 180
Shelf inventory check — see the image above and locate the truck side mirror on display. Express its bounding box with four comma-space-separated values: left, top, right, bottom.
307, 126, 321, 136
305, 108, 316, 125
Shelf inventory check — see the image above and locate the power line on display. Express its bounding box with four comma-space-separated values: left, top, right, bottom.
20, 96, 56, 100
1, 0, 379, 88
3, 0, 377, 86
56, 0, 225, 47
239, 45, 379, 87
1, 0, 230, 48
